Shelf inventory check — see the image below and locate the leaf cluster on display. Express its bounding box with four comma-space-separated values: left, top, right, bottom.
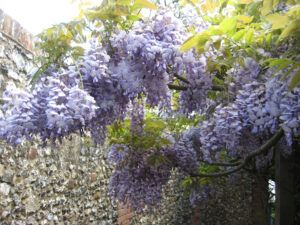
181, 0, 300, 90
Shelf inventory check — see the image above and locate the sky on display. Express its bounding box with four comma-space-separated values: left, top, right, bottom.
0, 0, 81, 35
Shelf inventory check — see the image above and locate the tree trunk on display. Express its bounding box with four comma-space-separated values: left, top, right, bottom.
252, 174, 270, 225
275, 141, 295, 225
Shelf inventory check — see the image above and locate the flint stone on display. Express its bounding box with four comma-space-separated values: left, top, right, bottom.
0, 183, 10, 195
24, 195, 40, 213
44, 147, 51, 156
47, 213, 53, 221
80, 147, 86, 155
68, 179, 75, 189
49, 164, 57, 172
0, 164, 4, 177
2, 210, 10, 218
2, 170, 14, 184
0, 46, 5, 57
26, 216, 37, 224
11, 52, 25, 71
7, 69, 19, 80
0, 74, 3, 89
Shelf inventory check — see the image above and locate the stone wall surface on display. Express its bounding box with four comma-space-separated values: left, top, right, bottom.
0, 138, 118, 225
191, 175, 254, 225
0, 9, 119, 224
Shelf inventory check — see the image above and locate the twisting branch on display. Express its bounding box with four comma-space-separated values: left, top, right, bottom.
174, 73, 190, 84
167, 84, 188, 91
168, 83, 226, 92
205, 161, 241, 167
189, 128, 284, 178
211, 85, 226, 91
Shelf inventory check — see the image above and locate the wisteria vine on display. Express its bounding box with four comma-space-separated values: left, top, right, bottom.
0, 11, 299, 211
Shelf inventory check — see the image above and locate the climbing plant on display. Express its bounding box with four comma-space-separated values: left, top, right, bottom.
0, 0, 299, 212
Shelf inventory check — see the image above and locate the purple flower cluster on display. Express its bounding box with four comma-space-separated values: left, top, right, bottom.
197, 68, 299, 165
108, 144, 172, 212
0, 76, 98, 146
110, 11, 211, 113
165, 128, 201, 174
226, 57, 261, 94
199, 104, 244, 162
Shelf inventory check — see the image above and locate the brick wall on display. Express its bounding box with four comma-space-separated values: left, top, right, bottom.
118, 203, 134, 225
0, 8, 34, 52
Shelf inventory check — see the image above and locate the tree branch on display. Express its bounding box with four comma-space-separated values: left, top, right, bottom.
174, 73, 190, 84
190, 128, 284, 178
167, 83, 225, 92
167, 83, 188, 91
205, 161, 241, 167
212, 85, 226, 91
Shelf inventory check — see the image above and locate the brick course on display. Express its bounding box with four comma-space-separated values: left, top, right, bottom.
0, 8, 34, 52
118, 203, 134, 225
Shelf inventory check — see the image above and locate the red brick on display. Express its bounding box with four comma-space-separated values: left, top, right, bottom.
118, 208, 132, 217
118, 212, 134, 224
19, 29, 27, 47
3, 14, 13, 36
28, 148, 38, 160
91, 172, 96, 182
27, 33, 34, 51
121, 219, 130, 225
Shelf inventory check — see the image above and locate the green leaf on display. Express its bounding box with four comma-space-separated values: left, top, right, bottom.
261, 0, 273, 16
159, 137, 173, 146
126, 15, 141, 21
238, 15, 254, 24
180, 35, 200, 52
264, 58, 294, 67
147, 154, 171, 168
245, 28, 254, 45
239, 0, 254, 4
132, 0, 158, 11
117, 0, 132, 6
29, 67, 43, 86
279, 20, 300, 39
219, 17, 237, 36
266, 32, 272, 44
288, 67, 300, 92
207, 28, 224, 36
196, 35, 210, 49
272, 0, 280, 10
266, 13, 289, 29
213, 39, 222, 50
287, 5, 300, 15
144, 118, 166, 131
233, 28, 247, 41
182, 176, 193, 186
274, 60, 295, 73
283, 62, 300, 79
